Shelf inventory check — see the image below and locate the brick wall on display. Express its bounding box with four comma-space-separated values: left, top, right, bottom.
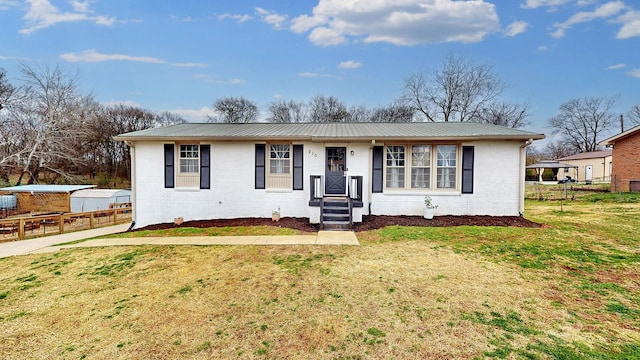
611, 131, 640, 192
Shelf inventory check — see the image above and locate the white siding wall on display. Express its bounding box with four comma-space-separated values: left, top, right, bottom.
370, 141, 523, 217
132, 140, 523, 228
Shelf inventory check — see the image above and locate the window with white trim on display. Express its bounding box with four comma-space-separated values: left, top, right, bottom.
179, 144, 199, 174
175, 144, 200, 188
436, 145, 456, 189
267, 144, 292, 189
384, 144, 458, 190
411, 145, 431, 188
385, 146, 405, 189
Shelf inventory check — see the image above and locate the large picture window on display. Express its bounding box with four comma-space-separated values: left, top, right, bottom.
383, 144, 458, 191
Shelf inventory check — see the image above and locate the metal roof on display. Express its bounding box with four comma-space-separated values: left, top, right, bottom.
0, 185, 96, 193
526, 160, 577, 169
114, 122, 545, 142
557, 150, 612, 161
70, 189, 131, 199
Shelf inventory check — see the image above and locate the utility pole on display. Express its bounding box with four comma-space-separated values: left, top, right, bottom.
620, 114, 624, 132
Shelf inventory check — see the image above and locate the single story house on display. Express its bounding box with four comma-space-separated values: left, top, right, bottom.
115, 122, 545, 229
556, 150, 612, 184
599, 124, 640, 192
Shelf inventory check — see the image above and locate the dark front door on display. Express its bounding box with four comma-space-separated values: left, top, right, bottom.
325, 147, 346, 195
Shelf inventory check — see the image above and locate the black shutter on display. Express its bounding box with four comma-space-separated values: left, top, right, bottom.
462, 146, 474, 194
164, 144, 174, 188
293, 145, 303, 190
255, 144, 265, 189
200, 145, 210, 189
372, 146, 383, 193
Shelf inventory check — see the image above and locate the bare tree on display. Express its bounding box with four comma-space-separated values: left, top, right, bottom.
0, 68, 15, 111
308, 95, 349, 123
209, 96, 259, 123
348, 105, 370, 122
267, 99, 306, 123
627, 104, 640, 129
369, 102, 415, 123
548, 96, 618, 153
155, 111, 186, 126
6, 63, 95, 184
470, 101, 530, 128
402, 52, 506, 122
544, 140, 574, 160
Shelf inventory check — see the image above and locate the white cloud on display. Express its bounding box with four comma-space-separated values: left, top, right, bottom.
290, 0, 500, 46
193, 74, 246, 85
338, 60, 362, 69
70, 0, 89, 13
20, 0, 115, 35
172, 63, 208, 68
521, 0, 570, 10
309, 27, 346, 46
615, 10, 640, 39
0, 0, 19, 11
626, 68, 640, 78
551, 1, 627, 38
504, 20, 529, 36
606, 63, 626, 70
218, 13, 253, 23
167, 107, 212, 122
298, 72, 334, 78
537, 45, 550, 51
60, 49, 166, 64
255, 7, 287, 30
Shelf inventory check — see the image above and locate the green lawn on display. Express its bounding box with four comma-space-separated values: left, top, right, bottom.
0, 192, 639, 359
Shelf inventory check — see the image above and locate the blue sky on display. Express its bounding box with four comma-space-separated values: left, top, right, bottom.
1, 0, 639, 141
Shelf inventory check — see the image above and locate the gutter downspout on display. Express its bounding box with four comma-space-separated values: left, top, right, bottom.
124, 140, 136, 230
519, 139, 534, 216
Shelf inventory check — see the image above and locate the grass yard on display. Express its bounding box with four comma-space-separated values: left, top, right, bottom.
1, 192, 639, 359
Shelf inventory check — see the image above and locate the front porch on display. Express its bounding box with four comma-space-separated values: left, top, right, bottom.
308, 175, 363, 230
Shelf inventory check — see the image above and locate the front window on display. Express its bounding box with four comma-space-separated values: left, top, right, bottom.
386, 146, 405, 189
267, 143, 292, 189
436, 145, 456, 189
383, 144, 458, 191
411, 145, 431, 188
269, 144, 290, 174
180, 144, 199, 173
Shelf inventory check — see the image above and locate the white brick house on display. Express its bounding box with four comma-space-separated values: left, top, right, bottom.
115, 122, 544, 229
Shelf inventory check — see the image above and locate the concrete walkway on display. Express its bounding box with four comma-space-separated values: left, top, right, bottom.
0, 225, 359, 258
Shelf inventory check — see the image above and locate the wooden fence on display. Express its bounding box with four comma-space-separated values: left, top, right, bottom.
0, 206, 132, 242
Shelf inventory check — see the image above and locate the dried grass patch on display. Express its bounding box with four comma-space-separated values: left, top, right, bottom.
0, 242, 571, 359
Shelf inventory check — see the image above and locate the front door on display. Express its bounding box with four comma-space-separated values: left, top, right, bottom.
325, 147, 346, 195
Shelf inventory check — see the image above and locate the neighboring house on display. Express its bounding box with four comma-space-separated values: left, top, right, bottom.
557, 150, 612, 184
115, 122, 544, 229
599, 124, 640, 192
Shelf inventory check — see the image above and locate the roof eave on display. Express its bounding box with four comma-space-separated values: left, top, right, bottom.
115, 134, 545, 143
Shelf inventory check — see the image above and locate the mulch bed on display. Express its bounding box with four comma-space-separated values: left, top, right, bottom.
138, 215, 542, 233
